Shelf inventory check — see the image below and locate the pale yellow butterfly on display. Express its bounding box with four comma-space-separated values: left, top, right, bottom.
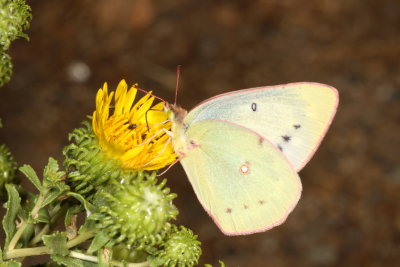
166, 82, 338, 235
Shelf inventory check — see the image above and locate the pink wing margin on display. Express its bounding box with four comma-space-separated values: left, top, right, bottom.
189, 82, 340, 172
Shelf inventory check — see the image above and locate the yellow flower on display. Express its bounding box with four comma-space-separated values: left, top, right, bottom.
92, 80, 176, 170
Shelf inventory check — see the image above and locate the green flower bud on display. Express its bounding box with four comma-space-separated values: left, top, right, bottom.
152, 226, 202, 267
112, 243, 148, 263
93, 171, 178, 249
0, 144, 17, 196
63, 121, 127, 196
0, 0, 31, 50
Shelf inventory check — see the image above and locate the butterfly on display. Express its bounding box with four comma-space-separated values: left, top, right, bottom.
166, 82, 339, 235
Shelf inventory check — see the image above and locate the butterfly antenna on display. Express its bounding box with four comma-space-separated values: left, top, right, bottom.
174, 65, 181, 106
136, 85, 167, 103
134, 83, 169, 131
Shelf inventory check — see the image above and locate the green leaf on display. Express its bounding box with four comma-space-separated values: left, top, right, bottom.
41, 190, 61, 208
43, 158, 66, 185
78, 219, 97, 235
65, 205, 83, 228
37, 207, 50, 224
0, 261, 22, 267
19, 165, 42, 192
3, 184, 21, 248
50, 255, 97, 267
42, 232, 69, 256
87, 231, 109, 254
67, 192, 97, 214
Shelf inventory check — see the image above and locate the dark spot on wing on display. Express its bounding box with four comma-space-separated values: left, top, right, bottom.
282, 135, 291, 142
226, 208, 232, 213
258, 137, 264, 145
277, 144, 283, 151
244, 205, 249, 209
294, 124, 301, 129
251, 103, 257, 111
258, 200, 265, 205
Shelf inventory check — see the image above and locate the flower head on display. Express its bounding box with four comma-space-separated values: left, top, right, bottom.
151, 226, 202, 267
93, 171, 178, 248
93, 80, 176, 171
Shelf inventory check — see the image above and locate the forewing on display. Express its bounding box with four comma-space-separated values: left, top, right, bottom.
180, 120, 301, 235
184, 82, 339, 171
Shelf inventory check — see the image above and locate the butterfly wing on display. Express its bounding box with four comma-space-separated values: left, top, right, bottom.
179, 119, 301, 235
184, 82, 339, 171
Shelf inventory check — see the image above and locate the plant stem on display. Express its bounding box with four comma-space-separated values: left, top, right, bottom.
67, 229, 97, 248
7, 194, 45, 251
29, 203, 68, 246
4, 229, 97, 259
70, 251, 150, 267
4, 246, 50, 259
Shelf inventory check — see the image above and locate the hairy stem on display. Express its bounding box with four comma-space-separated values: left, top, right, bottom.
7, 194, 45, 251
4, 229, 97, 259
70, 251, 150, 267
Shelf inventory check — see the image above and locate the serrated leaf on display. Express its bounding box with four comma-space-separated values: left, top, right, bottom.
67, 192, 97, 214
42, 188, 63, 208
43, 158, 66, 186
50, 254, 97, 267
87, 231, 109, 254
42, 232, 69, 256
3, 184, 21, 248
0, 261, 22, 267
19, 165, 42, 192
78, 219, 97, 235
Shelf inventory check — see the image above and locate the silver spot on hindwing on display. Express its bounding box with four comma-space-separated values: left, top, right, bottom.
239, 161, 251, 175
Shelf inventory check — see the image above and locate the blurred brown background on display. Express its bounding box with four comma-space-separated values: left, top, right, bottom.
0, 0, 399, 266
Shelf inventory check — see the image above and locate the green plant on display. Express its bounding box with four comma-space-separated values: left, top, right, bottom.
0, 2, 225, 265
0, 0, 31, 86
0, 82, 226, 267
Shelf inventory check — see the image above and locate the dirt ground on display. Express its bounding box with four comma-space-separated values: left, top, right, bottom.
0, 0, 399, 266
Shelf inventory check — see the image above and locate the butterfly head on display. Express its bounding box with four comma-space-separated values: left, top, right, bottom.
165, 104, 187, 125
